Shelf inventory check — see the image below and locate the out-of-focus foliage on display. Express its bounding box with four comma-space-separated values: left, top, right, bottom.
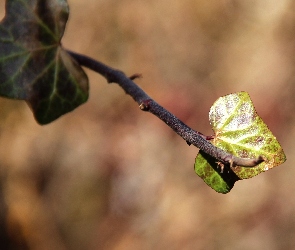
0, 0, 294, 249
195, 92, 286, 193
0, 0, 88, 124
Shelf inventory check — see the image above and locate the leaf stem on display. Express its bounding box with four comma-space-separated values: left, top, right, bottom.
67, 50, 264, 168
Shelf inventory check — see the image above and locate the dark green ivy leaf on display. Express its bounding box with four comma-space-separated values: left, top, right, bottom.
0, 0, 89, 124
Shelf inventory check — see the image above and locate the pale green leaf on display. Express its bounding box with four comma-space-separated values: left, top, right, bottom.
195, 91, 286, 193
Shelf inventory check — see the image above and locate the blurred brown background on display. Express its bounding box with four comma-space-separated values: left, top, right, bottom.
0, 0, 295, 249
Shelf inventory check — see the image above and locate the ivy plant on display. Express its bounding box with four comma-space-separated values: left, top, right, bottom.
0, 0, 286, 193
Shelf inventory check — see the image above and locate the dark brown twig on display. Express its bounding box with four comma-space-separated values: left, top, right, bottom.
67, 50, 264, 168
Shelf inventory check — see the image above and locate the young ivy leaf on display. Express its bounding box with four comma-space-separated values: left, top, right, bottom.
195, 91, 286, 194
0, 0, 89, 124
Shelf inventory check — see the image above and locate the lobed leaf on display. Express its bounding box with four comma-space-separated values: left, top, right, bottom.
195, 91, 286, 193
0, 0, 89, 124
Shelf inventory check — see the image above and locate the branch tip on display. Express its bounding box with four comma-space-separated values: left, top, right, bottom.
230, 155, 265, 168
256, 155, 266, 164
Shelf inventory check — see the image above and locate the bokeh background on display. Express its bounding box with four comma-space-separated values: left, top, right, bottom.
0, 0, 295, 249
